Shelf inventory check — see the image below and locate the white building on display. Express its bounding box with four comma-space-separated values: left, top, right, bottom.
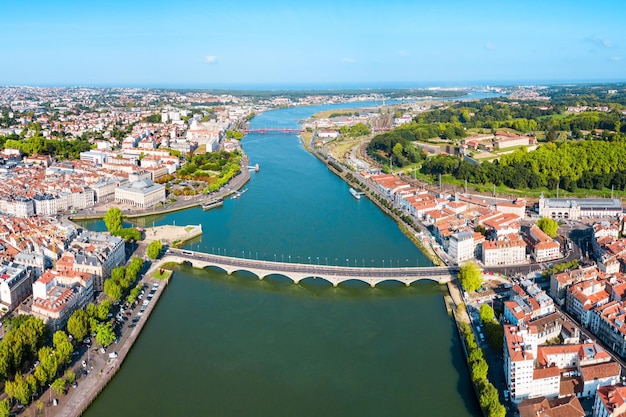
115, 178, 165, 208
31, 269, 93, 331
448, 230, 475, 264
0, 262, 32, 311
538, 196, 623, 220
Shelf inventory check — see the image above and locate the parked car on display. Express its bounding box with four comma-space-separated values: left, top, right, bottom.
109, 352, 118, 359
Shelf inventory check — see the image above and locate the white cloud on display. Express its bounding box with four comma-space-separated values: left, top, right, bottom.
398, 49, 410, 57
204, 55, 218, 64
485, 41, 496, 51
610, 55, 622, 62
341, 57, 356, 63
584, 36, 614, 49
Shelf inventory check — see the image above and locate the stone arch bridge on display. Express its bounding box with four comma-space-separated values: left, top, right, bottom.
161, 249, 458, 287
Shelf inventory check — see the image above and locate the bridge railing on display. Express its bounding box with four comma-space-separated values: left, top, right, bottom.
166, 248, 458, 277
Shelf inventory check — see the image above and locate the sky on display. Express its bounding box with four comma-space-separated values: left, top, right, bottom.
1, 0, 625, 88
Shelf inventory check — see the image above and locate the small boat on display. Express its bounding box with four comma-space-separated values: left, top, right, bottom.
201, 198, 223, 210
231, 188, 248, 200
349, 187, 361, 200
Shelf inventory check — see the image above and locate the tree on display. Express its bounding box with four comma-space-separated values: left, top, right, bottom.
64, 369, 76, 384
537, 217, 559, 238
95, 322, 116, 347
479, 304, 495, 323
146, 240, 163, 259
5, 373, 33, 405
51, 377, 66, 396
103, 208, 123, 234
67, 309, 89, 341
0, 399, 11, 417
96, 299, 111, 321
52, 331, 72, 366
458, 262, 482, 292
104, 279, 122, 302
471, 358, 489, 382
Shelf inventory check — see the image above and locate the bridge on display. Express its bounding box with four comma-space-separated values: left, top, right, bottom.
163, 248, 458, 287
241, 128, 302, 134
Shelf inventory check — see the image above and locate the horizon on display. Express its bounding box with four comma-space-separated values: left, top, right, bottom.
1, 1, 625, 87
3, 78, 626, 92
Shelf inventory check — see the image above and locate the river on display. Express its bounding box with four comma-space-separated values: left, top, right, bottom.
82, 98, 487, 417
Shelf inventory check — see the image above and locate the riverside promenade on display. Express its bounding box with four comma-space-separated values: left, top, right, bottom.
28, 264, 171, 417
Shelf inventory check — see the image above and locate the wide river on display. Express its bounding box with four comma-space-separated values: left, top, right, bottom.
83, 98, 486, 417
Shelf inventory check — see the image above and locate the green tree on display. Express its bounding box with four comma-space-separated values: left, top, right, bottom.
146, 240, 163, 259
67, 309, 89, 341
95, 322, 116, 347
104, 279, 122, 302
103, 208, 123, 234
51, 377, 66, 396
458, 262, 482, 292
479, 304, 495, 323
96, 299, 111, 321
471, 358, 489, 382
0, 399, 9, 417
537, 217, 559, 238
5, 373, 33, 405
52, 331, 73, 366
64, 369, 76, 384
38, 346, 58, 384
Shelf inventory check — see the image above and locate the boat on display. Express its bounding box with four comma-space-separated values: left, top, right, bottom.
349, 187, 361, 200
231, 188, 248, 200
201, 198, 223, 210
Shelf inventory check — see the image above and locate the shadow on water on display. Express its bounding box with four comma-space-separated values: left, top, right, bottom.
449, 320, 483, 416
177, 263, 447, 299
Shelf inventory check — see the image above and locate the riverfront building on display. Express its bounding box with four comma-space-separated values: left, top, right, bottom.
482, 235, 527, 266
115, 177, 165, 208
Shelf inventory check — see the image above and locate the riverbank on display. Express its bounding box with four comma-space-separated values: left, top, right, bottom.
303, 136, 443, 266
71, 155, 251, 221
36, 263, 171, 417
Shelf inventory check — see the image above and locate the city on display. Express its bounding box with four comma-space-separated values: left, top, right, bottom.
1, 1, 626, 417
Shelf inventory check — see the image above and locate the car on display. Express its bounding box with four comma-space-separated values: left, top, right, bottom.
72, 382, 78, 389
99, 347, 106, 354
83, 338, 91, 345
82, 360, 87, 367
108, 352, 118, 359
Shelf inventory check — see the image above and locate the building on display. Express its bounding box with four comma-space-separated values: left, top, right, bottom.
593, 385, 626, 417
0, 261, 32, 312
65, 232, 125, 291
31, 269, 93, 330
525, 225, 561, 263
538, 196, 623, 220
115, 178, 165, 208
518, 395, 585, 417
482, 236, 527, 266
448, 230, 475, 264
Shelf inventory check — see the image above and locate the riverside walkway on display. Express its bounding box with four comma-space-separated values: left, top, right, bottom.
164, 248, 458, 287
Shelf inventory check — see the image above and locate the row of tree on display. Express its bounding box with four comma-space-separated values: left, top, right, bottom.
3, 329, 74, 408
459, 322, 505, 417
0, 135, 92, 160
104, 257, 144, 303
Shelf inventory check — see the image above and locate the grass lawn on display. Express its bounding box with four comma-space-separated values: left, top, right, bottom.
152, 268, 172, 280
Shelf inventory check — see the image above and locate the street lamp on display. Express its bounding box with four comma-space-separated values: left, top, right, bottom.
346, 258, 349, 267
274, 254, 277, 262
242, 250, 245, 258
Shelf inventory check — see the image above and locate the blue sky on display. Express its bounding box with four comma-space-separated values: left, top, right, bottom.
1, 0, 625, 88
